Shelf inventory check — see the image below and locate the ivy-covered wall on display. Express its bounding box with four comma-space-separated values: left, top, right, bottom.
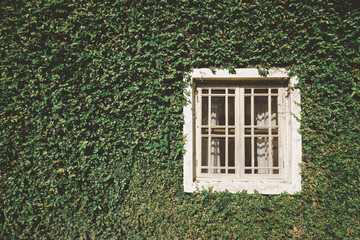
1, 0, 359, 238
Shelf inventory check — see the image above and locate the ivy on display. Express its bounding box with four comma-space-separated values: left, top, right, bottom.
1, 0, 359, 238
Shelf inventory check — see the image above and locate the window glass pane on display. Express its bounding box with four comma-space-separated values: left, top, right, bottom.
210, 138, 225, 167
245, 96, 251, 125
201, 128, 208, 134
211, 128, 225, 135
228, 96, 235, 125
202, 96, 208, 125
254, 96, 269, 126
245, 128, 251, 135
254, 128, 269, 135
210, 138, 225, 173
228, 128, 235, 135
228, 89, 235, 94
201, 137, 208, 167
228, 138, 235, 167
212, 89, 225, 94
255, 137, 269, 174
211, 97, 225, 125
254, 89, 268, 93
245, 89, 251, 94
271, 89, 278, 93
272, 137, 278, 167
202, 89, 209, 94
271, 96, 278, 125
245, 169, 252, 174
245, 137, 251, 167
271, 128, 278, 135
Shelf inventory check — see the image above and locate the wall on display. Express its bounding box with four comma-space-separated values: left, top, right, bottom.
1, 0, 359, 238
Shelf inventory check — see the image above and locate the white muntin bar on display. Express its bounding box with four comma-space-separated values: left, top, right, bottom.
225, 88, 229, 171
238, 87, 243, 178
251, 89, 254, 173
207, 91, 211, 173
268, 88, 273, 174
196, 87, 202, 177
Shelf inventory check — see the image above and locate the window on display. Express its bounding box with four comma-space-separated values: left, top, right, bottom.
183, 69, 301, 194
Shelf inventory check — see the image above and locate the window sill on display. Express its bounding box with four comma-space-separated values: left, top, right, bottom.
184, 179, 301, 194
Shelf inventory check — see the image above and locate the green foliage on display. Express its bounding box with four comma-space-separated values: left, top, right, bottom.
1, 0, 359, 238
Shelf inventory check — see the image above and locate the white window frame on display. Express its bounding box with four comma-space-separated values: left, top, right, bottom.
183, 68, 302, 194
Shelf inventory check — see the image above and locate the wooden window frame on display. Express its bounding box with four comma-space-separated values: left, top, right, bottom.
183, 69, 302, 194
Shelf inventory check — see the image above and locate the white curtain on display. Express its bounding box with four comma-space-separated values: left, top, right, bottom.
254, 99, 276, 174
210, 105, 220, 173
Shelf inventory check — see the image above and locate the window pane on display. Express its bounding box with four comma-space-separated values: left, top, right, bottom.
271, 96, 278, 125
202, 89, 209, 94
210, 138, 225, 167
245, 137, 251, 167
211, 128, 225, 135
211, 97, 225, 125
228, 96, 235, 125
245, 89, 251, 94
202, 96, 208, 125
201, 128, 209, 134
245, 96, 251, 125
271, 128, 278, 135
201, 137, 208, 167
228, 138, 235, 167
254, 128, 269, 135
212, 89, 225, 94
228, 89, 235, 94
272, 137, 278, 167
228, 128, 235, 135
210, 138, 225, 173
254, 89, 268, 93
271, 89, 278, 93
254, 96, 269, 126
255, 137, 269, 174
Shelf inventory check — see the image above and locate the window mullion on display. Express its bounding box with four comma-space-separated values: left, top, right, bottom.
268, 88, 273, 175
251, 89, 254, 174
208, 92, 211, 174
196, 88, 202, 177
236, 87, 242, 178
279, 88, 286, 178
225, 89, 228, 173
